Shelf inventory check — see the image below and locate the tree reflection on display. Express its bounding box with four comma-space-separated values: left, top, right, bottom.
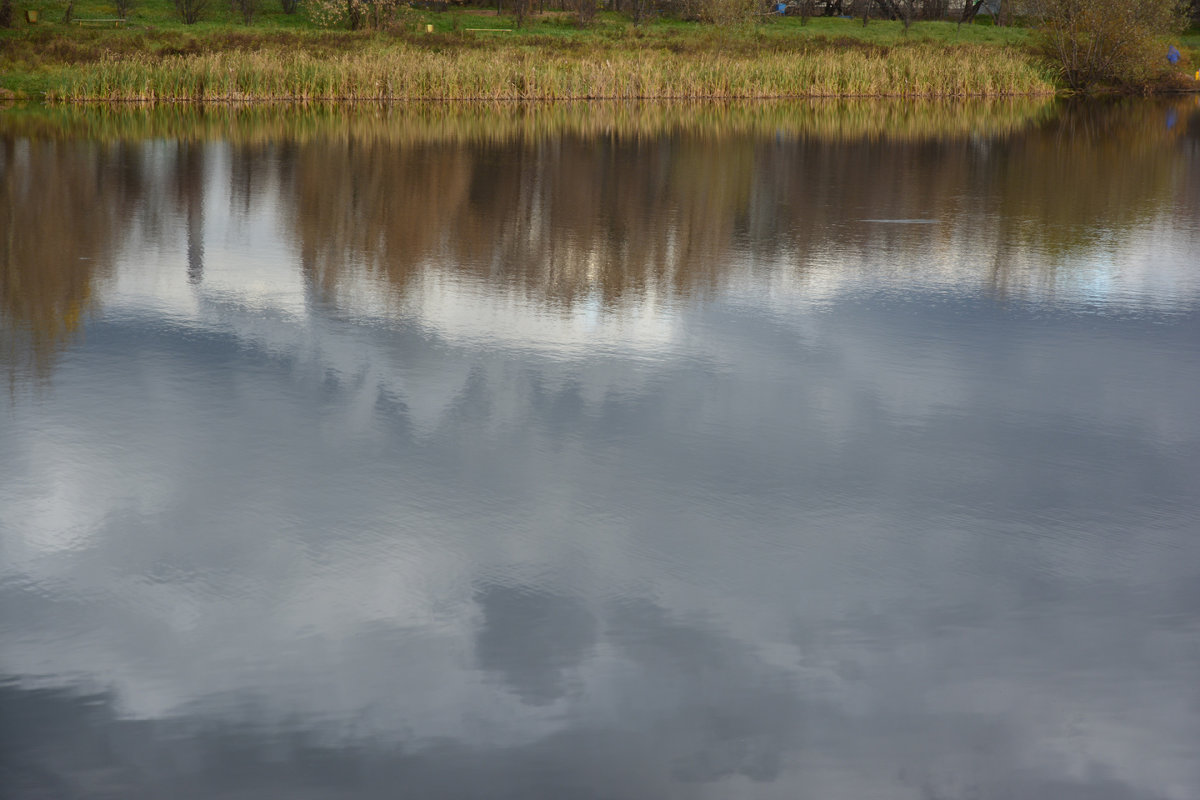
273, 98, 1195, 309
0, 138, 142, 386
1, 98, 1195, 387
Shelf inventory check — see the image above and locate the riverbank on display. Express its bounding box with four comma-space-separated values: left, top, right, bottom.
1, 13, 1064, 101
1, 11, 1195, 101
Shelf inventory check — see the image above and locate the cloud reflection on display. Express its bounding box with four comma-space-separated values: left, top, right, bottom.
2, 99, 1199, 799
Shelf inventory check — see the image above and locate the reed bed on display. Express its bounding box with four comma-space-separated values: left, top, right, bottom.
4, 97, 1058, 144
46, 43, 1055, 102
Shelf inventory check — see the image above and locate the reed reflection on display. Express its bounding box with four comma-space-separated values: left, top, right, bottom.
279, 133, 753, 308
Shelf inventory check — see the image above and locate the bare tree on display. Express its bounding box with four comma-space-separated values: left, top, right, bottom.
958, 0, 986, 26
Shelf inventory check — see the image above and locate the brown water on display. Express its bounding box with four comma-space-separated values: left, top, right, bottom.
2, 98, 1200, 800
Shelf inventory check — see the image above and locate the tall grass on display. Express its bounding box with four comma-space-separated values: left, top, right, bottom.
46, 43, 1055, 101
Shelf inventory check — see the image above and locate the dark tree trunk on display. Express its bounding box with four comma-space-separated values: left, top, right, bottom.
959, 0, 985, 24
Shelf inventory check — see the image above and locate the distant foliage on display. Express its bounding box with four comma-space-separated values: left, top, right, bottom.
571, 0, 597, 26
307, 0, 406, 28
235, 0, 259, 23
920, 0, 947, 18
625, 0, 652, 25
799, 0, 816, 25
175, 0, 207, 23
113, 0, 136, 18
0, 0, 13, 27
699, 0, 758, 26
1029, 0, 1188, 89
280, 0, 300, 12
508, 0, 531, 28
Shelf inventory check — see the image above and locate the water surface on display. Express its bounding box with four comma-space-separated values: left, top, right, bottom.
2, 99, 1200, 800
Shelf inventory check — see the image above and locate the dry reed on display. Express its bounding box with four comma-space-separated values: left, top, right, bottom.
46, 43, 1055, 102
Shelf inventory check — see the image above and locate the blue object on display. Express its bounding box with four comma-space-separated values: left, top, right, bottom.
776, 2, 786, 13
1167, 45, 1181, 65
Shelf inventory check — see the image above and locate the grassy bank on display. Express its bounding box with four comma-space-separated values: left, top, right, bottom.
0, 8, 1065, 100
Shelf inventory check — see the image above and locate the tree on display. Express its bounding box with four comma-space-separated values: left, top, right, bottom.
1029, 0, 1188, 89
958, 0, 985, 25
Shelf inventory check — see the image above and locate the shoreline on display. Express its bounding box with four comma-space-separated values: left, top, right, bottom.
0, 96, 1068, 143
2, 14, 1196, 103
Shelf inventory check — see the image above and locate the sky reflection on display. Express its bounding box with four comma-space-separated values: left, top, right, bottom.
2, 99, 1199, 799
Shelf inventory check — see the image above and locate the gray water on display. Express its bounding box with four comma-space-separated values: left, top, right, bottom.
2, 99, 1200, 800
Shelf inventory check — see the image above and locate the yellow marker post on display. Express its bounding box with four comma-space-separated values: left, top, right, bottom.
426, 23, 434, 33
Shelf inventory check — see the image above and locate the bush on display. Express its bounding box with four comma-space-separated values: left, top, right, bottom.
1029, 0, 1188, 89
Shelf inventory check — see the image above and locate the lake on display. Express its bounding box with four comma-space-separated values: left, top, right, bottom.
2, 98, 1199, 799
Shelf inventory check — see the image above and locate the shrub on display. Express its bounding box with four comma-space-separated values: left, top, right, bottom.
1029, 0, 1188, 89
